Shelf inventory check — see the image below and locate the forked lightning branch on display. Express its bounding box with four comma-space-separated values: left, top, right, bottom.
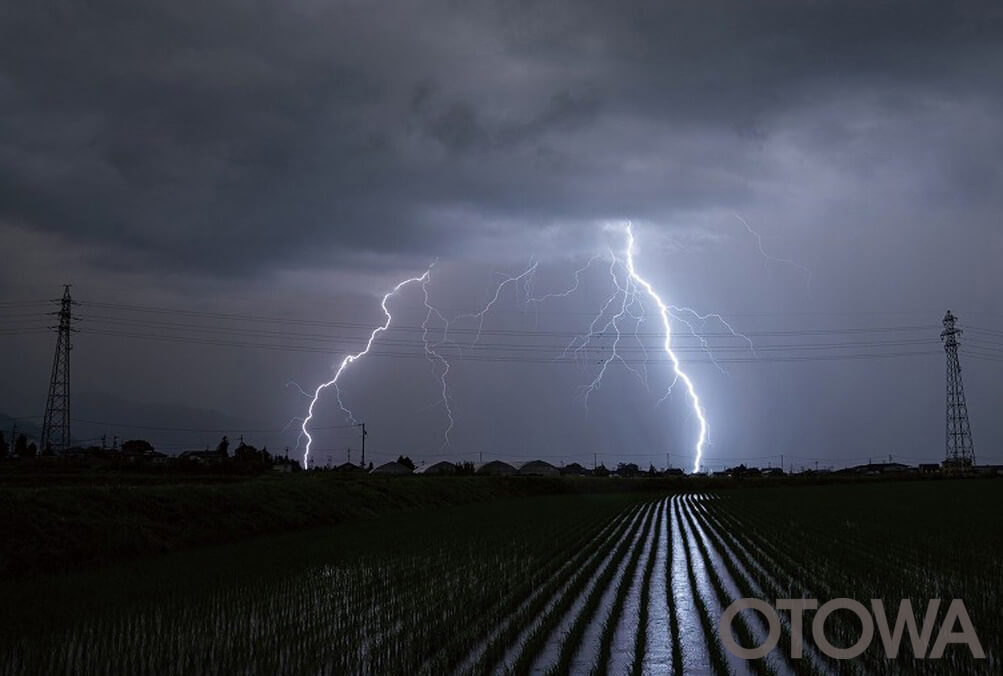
299, 223, 715, 472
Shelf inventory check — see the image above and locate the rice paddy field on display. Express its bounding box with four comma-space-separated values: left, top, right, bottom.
0, 479, 999, 674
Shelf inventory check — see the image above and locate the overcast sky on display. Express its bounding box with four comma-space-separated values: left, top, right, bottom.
2, 0, 1002, 470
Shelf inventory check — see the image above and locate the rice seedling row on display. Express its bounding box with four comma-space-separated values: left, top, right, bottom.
545, 500, 660, 675
679, 495, 776, 676
687, 496, 825, 676
494, 503, 652, 674
591, 499, 658, 674
4, 481, 999, 675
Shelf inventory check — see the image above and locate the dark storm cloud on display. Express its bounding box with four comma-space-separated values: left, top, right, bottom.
2, 0, 1001, 277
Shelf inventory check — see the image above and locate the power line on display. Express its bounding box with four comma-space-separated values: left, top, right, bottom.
8, 301, 1003, 368
68, 417, 358, 434
72, 328, 946, 363
73, 324, 950, 354
71, 314, 951, 348
75, 300, 944, 336
0, 300, 53, 307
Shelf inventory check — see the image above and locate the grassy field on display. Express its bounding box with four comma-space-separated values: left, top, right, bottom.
1, 478, 999, 674
0, 472, 688, 576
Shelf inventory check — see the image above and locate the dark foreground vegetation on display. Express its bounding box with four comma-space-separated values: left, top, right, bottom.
0, 471, 692, 577
714, 481, 1003, 675
0, 492, 652, 673
2, 464, 999, 578
0, 480, 999, 674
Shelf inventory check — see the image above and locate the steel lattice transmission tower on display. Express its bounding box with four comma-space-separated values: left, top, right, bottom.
941, 310, 975, 468
41, 285, 76, 452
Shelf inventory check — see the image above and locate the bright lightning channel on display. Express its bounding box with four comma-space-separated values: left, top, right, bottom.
298, 230, 717, 473
621, 223, 709, 474
300, 270, 430, 469
420, 266, 455, 449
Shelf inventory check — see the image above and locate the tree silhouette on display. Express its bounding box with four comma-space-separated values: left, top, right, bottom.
396, 455, 415, 471
616, 462, 641, 477
121, 439, 154, 454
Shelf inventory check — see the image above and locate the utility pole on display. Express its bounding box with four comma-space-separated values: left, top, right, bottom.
358, 422, 367, 468
941, 311, 975, 468
666, 452, 669, 470
780, 453, 784, 473
41, 285, 76, 452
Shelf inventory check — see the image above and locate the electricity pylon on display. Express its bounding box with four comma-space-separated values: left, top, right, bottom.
941, 310, 974, 468
41, 285, 76, 452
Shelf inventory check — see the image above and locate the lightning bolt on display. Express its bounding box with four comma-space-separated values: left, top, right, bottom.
555, 254, 649, 390
450, 262, 539, 345
282, 382, 312, 450
420, 266, 455, 449
580, 254, 650, 402
734, 213, 812, 287
393, 260, 542, 452
581, 254, 629, 403
285, 381, 313, 399
667, 305, 757, 374
297, 229, 716, 474
621, 223, 709, 474
616, 260, 652, 389
433, 261, 540, 439
563, 254, 618, 365
558, 226, 712, 472
300, 270, 430, 469
525, 254, 601, 307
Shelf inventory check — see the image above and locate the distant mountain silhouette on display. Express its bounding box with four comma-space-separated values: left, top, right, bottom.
1, 394, 288, 455
70, 392, 261, 454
